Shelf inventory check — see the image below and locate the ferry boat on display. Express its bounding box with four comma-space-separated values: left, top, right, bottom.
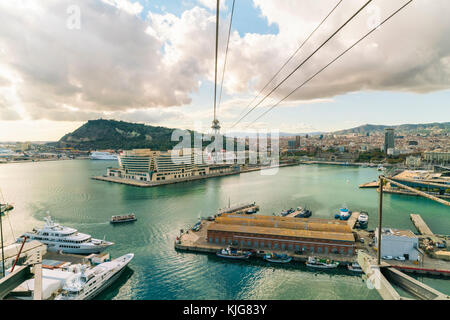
306, 256, 339, 269
90, 151, 118, 161
110, 213, 137, 224
263, 253, 292, 263
216, 247, 251, 259
18, 215, 114, 254
347, 262, 363, 273
55, 253, 134, 300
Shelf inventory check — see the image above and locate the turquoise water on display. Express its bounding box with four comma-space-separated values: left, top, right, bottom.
0, 160, 448, 299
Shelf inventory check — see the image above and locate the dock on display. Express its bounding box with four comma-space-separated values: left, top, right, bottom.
175, 220, 356, 264
92, 163, 299, 188
359, 181, 379, 188
410, 214, 434, 237
218, 203, 259, 215
357, 251, 450, 300
347, 211, 361, 229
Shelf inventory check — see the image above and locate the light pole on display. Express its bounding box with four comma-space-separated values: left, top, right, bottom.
377, 175, 384, 266
0, 206, 5, 278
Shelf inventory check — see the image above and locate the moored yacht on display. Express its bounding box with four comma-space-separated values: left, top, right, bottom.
18, 215, 114, 254
55, 253, 134, 300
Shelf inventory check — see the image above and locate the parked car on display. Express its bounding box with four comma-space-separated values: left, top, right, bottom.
382, 255, 393, 260
394, 256, 406, 261
360, 238, 365, 243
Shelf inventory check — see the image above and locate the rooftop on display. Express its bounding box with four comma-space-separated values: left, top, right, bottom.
208, 223, 355, 242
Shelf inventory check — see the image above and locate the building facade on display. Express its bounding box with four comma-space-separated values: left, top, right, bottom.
207, 215, 355, 255
107, 148, 238, 182
384, 128, 395, 153
374, 228, 420, 261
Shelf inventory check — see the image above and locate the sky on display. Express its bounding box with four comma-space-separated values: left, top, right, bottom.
0, 0, 449, 141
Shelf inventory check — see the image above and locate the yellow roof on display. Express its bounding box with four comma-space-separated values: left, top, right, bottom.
215, 216, 352, 233
208, 223, 355, 242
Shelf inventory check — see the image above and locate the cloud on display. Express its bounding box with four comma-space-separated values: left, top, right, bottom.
0, 0, 449, 126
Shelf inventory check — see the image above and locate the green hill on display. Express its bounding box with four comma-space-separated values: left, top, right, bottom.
56, 119, 185, 151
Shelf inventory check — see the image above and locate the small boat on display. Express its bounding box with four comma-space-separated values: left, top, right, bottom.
347, 262, 363, 273
263, 253, 292, 263
306, 256, 339, 269
295, 207, 312, 218
357, 211, 369, 228
280, 210, 289, 217
0, 203, 14, 215
377, 164, 385, 171
192, 220, 202, 232
245, 208, 258, 214
110, 213, 137, 224
216, 247, 251, 259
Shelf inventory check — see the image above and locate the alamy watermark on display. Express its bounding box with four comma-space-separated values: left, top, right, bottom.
170, 128, 280, 176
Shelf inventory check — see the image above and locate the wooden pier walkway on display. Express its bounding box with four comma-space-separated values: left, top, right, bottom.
410, 214, 434, 236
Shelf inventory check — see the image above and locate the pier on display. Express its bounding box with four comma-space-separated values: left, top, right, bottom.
93, 163, 299, 188
357, 251, 450, 300
410, 214, 434, 237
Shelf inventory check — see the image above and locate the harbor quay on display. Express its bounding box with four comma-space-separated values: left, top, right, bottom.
92, 148, 298, 187
175, 207, 450, 279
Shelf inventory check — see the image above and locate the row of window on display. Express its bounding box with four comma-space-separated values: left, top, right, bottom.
208, 237, 352, 254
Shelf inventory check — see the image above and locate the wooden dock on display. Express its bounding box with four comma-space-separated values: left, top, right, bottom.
347, 211, 361, 229
410, 214, 434, 237
359, 181, 379, 188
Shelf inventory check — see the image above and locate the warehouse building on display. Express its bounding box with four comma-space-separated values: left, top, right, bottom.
374, 228, 421, 261
207, 215, 355, 255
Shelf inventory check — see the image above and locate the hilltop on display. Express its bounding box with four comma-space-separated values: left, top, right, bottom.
55, 119, 183, 151
333, 122, 450, 135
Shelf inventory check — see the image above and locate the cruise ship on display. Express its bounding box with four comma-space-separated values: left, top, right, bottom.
55, 253, 134, 300
90, 151, 118, 160
18, 215, 114, 254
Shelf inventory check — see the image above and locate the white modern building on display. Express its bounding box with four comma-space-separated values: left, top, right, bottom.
374, 228, 420, 261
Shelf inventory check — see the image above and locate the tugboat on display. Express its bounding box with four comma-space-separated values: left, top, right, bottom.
335, 208, 351, 220
263, 253, 292, 263
306, 256, 339, 269
295, 207, 312, 218
216, 247, 252, 260
110, 213, 137, 224
347, 262, 363, 273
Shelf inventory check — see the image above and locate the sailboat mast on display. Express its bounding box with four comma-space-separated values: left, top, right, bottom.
0, 207, 5, 278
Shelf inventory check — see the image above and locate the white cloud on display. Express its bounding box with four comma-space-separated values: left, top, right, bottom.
101, 0, 143, 15
0, 0, 449, 128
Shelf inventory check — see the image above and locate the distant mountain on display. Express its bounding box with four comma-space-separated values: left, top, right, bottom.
225, 132, 325, 138
333, 122, 450, 135
55, 119, 184, 151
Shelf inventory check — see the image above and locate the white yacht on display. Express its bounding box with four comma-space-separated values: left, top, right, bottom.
90, 151, 118, 160
18, 215, 114, 254
55, 253, 134, 300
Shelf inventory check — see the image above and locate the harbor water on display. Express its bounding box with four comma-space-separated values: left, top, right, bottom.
0, 160, 449, 299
